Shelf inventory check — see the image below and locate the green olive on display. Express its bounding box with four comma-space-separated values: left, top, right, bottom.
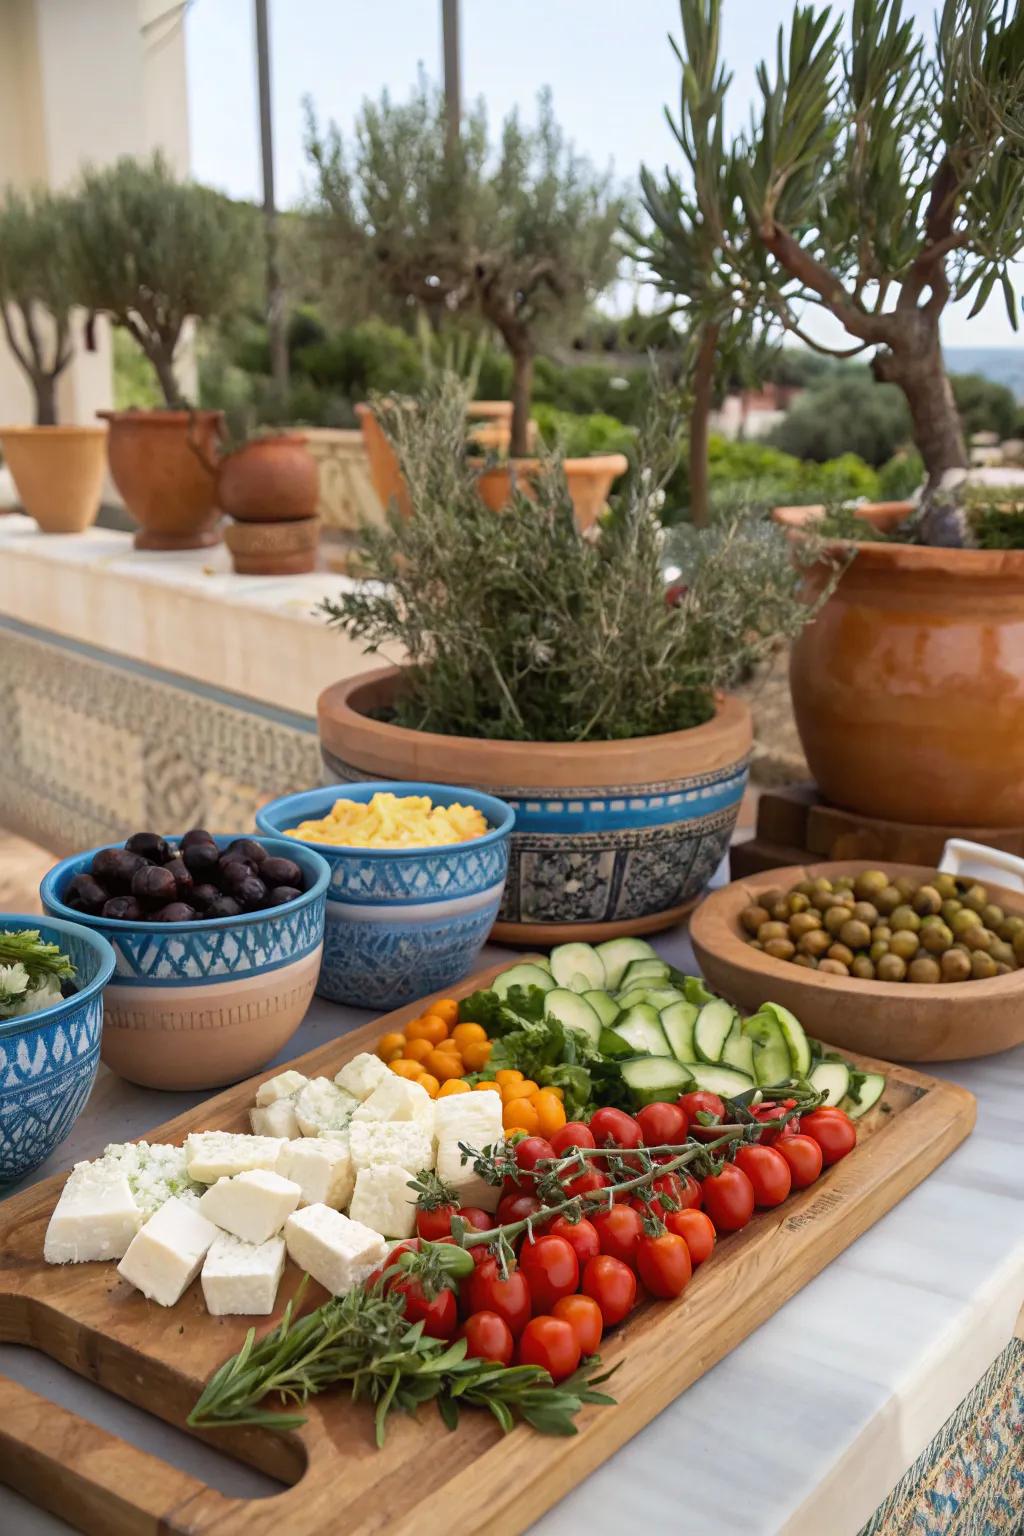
854, 869, 889, 901
833, 875, 856, 891
799, 929, 832, 958
764, 938, 796, 961
876, 953, 907, 982
871, 923, 893, 943
963, 883, 989, 914
894, 876, 919, 901
940, 899, 963, 925
747, 939, 765, 950
982, 904, 1005, 930
770, 900, 791, 921
787, 892, 811, 915
919, 921, 953, 954
971, 950, 998, 979
792, 953, 818, 969
810, 878, 833, 895
827, 942, 854, 967
850, 954, 876, 979
870, 939, 890, 963
790, 911, 823, 938
824, 905, 854, 935
1014, 930, 1024, 963
907, 954, 942, 984
913, 885, 942, 916
951, 908, 983, 936
794, 880, 815, 897
810, 889, 835, 912
851, 901, 879, 926
757, 921, 791, 944
998, 915, 1024, 942
839, 918, 872, 950
890, 905, 921, 934
966, 927, 996, 954
995, 961, 1014, 976
760, 888, 785, 912
875, 884, 902, 915
741, 904, 771, 935
990, 938, 1016, 967
818, 958, 850, 976
934, 872, 959, 900
940, 948, 972, 982
890, 930, 920, 961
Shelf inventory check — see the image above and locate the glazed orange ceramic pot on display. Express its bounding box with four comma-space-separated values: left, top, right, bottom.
789, 539, 1024, 827
98, 409, 223, 549
355, 403, 411, 519
218, 434, 319, 523
475, 454, 630, 532
0, 425, 107, 533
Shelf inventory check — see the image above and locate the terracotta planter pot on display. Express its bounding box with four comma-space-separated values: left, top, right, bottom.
98, 409, 223, 550
0, 425, 107, 533
789, 538, 1024, 827
475, 454, 630, 532
317, 666, 752, 944
224, 515, 321, 575
773, 501, 914, 533
355, 403, 411, 519
217, 434, 319, 522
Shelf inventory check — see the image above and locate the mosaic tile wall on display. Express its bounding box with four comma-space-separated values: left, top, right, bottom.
0, 621, 323, 856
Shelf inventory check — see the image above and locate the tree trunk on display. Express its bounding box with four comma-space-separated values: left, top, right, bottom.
34, 375, 58, 427
149, 347, 186, 409
510, 348, 534, 459
872, 333, 966, 487
688, 322, 719, 528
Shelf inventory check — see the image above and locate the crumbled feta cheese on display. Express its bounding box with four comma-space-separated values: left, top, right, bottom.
276, 1137, 354, 1210
294, 1078, 359, 1138
255, 1069, 309, 1107
348, 1165, 418, 1239
185, 1132, 287, 1183
435, 1139, 501, 1212
352, 1074, 435, 1131
91, 1141, 202, 1217
434, 1092, 503, 1151
348, 1120, 434, 1176
334, 1052, 390, 1102
250, 1099, 300, 1139
284, 1204, 386, 1295
44, 1164, 142, 1264
197, 1169, 301, 1245
201, 1232, 286, 1316
117, 1197, 218, 1306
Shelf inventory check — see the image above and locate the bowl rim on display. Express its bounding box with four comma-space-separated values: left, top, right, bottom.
40, 834, 330, 935
0, 912, 116, 1036
255, 780, 516, 859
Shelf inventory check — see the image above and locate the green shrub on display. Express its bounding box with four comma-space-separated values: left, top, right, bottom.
531, 404, 637, 460
768, 371, 912, 467
950, 373, 1019, 441
705, 437, 879, 509
877, 451, 924, 500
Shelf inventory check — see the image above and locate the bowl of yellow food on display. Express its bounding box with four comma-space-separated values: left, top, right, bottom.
256, 783, 514, 1008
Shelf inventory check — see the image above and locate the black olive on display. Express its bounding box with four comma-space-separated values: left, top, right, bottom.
65, 873, 109, 914
181, 828, 216, 850
206, 895, 242, 919
102, 896, 143, 921
261, 855, 303, 889
220, 858, 256, 893
152, 902, 197, 922
235, 875, 268, 910
226, 837, 268, 866
91, 847, 146, 890
265, 885, 302, 906
131, 864, 177, 908
125, 832, 172, 864
190, 882, 220, 912
182, 841, 221, 879
165, 857, 194, 899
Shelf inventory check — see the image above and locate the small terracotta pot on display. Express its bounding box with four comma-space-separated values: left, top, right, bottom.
0, 425, 107, 533
217, 434, 319, 522
475, 454, 630, 532
224, 515, 321, 575
98, 408, 223, 550
355, 402, 411, 519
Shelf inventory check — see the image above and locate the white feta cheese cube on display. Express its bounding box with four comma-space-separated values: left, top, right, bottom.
284, 1204, 386, 1295
353, 1074, 435, 1131
197, 1169, 302, 1244
255, 1069, 310, 1107
435, 1139, 502, 1213
334, 1052, 390, 1102
44, 1164, 142, 1264
434, 1092, 503, 1151
276, 1137, 354, 1210
294, 1078, 359, 1138
347, 1165, 418, 1238
348, 1120, 433, 1176
201, 1232, 286, 1316
185, 1132, 286, 1183
250, 1099, 301, 1139
117, 1197, 218, 1306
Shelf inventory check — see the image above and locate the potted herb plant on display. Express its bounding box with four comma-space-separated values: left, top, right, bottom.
69, 154, 248, 549
0, 188, 107, 534
316, 380, 834, 942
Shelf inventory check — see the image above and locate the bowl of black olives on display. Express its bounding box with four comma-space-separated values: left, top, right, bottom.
40, 832, 330, 1091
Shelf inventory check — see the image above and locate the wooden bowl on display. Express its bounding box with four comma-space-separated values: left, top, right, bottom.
690, 860, 1024, 1062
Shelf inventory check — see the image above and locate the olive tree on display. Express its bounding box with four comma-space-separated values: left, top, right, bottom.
0, 189, 79, 425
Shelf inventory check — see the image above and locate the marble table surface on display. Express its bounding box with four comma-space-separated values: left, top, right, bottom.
2, 925, 1022, 1536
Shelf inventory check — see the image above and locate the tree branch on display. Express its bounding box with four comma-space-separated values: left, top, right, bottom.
759, 220, 892, 343
0, 301, 33, 376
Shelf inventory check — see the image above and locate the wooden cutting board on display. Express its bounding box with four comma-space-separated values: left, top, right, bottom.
0, 964, 976, 1536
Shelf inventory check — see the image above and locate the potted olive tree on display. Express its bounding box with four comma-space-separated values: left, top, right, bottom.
316, 378, 835, 942
0, 188, 107, 533
70, 154, 249, 548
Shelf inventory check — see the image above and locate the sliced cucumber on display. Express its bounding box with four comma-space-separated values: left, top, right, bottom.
543, 988, 602, 1048
840, 1071, 886, 1120
492, 963, 555, 999
638, 987, 685, 1010
583, 990, 620, 1027
595, 936, 657, 991
619, 1056, 695, 1106
742, 1010, 792, 1087
660, 1000, 698, 1064
549, 943, 606, 991
614, 1004, 672, 1057
599, 1026, 634, 1058
758, 1001, 812, 1076
682, 1062, 756, 1098
568, 971, 594, 995
620, 958, 671, 988
809, 1060, 852, 1107
616, 986, 655, 1010
721, 1031, 757, 1079
682, 975, 716, 1007
694, 999, 741, 1064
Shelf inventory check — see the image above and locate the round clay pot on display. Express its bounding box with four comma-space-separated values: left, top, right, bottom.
217, 434, 319, 522
355, 402, 411, 519
475, 454, 630, 532
97, 409, 223, 550
789, 538, 1024, 827
0, 425, 107, 533
224, 515, 321, 575
317, 665, 752, 944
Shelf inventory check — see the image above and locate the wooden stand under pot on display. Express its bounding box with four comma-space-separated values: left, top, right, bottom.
217, 434, 321, 575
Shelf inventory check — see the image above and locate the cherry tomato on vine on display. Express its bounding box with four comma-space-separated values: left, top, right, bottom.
496, 1191, 543, 1227
562, 1167, 611, 1201
636, 1101, 688, 1147
508, 1135, 556, 1186
588, 1107, 643, 1150
678, 1090, 725, 1123
456, 1206, 494, 1232
416, 1204, 458, 1241
735, 1144, 793, 1208
701, 1163, 755, 1233
459, 1309, 514, 1365
751, 1099, 800, 1146
519, 1234, 580, 1311
394, 1276, 457, 1339
592, 1203, 643, 1265
665, 1208, 716, 1265
552, 1294, 603, 1355
636, 1231, 692, 1298
801, 1108, 857, 1166
543, 1215, 600, 1267
549, 1121, 596, 1157
582, 1255, 637, 1326
775, 1133, 824, 1188
463, 1259, 532, 1336
518, 1316, 582, 1382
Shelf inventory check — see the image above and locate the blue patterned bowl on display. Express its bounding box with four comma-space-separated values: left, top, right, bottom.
256, 782, 514, 1009
0, 914, 115, 1184
40, 837, 329, 1091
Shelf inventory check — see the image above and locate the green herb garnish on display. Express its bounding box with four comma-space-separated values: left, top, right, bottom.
0, 930, 75, 986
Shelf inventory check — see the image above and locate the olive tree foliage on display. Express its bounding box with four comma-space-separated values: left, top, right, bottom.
0, 189, 79, 425
70, 154, 250, 408
640, 0, 1024, 491
305, 82, 625, 456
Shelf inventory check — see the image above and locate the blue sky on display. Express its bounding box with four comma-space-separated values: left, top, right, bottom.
185, 0, 1021, 349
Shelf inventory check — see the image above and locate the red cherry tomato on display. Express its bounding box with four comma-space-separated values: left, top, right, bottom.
587, 1106, 643, 1150
562, 1167, 611, 1201
552, 1294, 603, 1355
581, 1254, 637, 1326
775, 1132, 824, 1188
636, 1231, 692, 1298
393, 1276, 457, 1338
801, 1108, 857, 1166
735, 1144, 793, 1208
518, 1234, 580, 1311
635, 1101, 688, 1147
700, 1163, 755, 1233
517, 1316, 582, 1383
549, 1121, 596, 1157
665, 1208, 716, 1265
415, 1204, 458, 1241
459, 1309, 514, 1365
643, 1172, 691, 1218
591, 1203, 643, 1265
751, 1099, 800, 1146
678, 1090, 726, 1123
464, 1259, 532, 1336
510, 1136, 556, 1184
456, 1206, 494, 1232
543, 1215, 600, 1267
496, 1191, 543, 1226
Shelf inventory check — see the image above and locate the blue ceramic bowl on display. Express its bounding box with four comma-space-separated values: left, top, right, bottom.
0, 913, 115, 1183
257, 782, 514, 1009
40, 836, 329, 1091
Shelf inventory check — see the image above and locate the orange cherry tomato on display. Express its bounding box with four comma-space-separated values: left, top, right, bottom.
494, 1069, 524, 1088
451, 1022, 487, 1049
502, 1097, 540, 1134
460, 1039, 493, 1072
376, 1032, 406, 1061
389, 1058, 425, 1080
406, 1015, 449, 1046
474, 1081, 502, 1094
429, 998, 460, 1027
425, 1049, 465, 1083
402, 1038, 435, 1064
438, 1078, 472, 1096
534, 1089, 567, 1137
417, 1073, 441, 1099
